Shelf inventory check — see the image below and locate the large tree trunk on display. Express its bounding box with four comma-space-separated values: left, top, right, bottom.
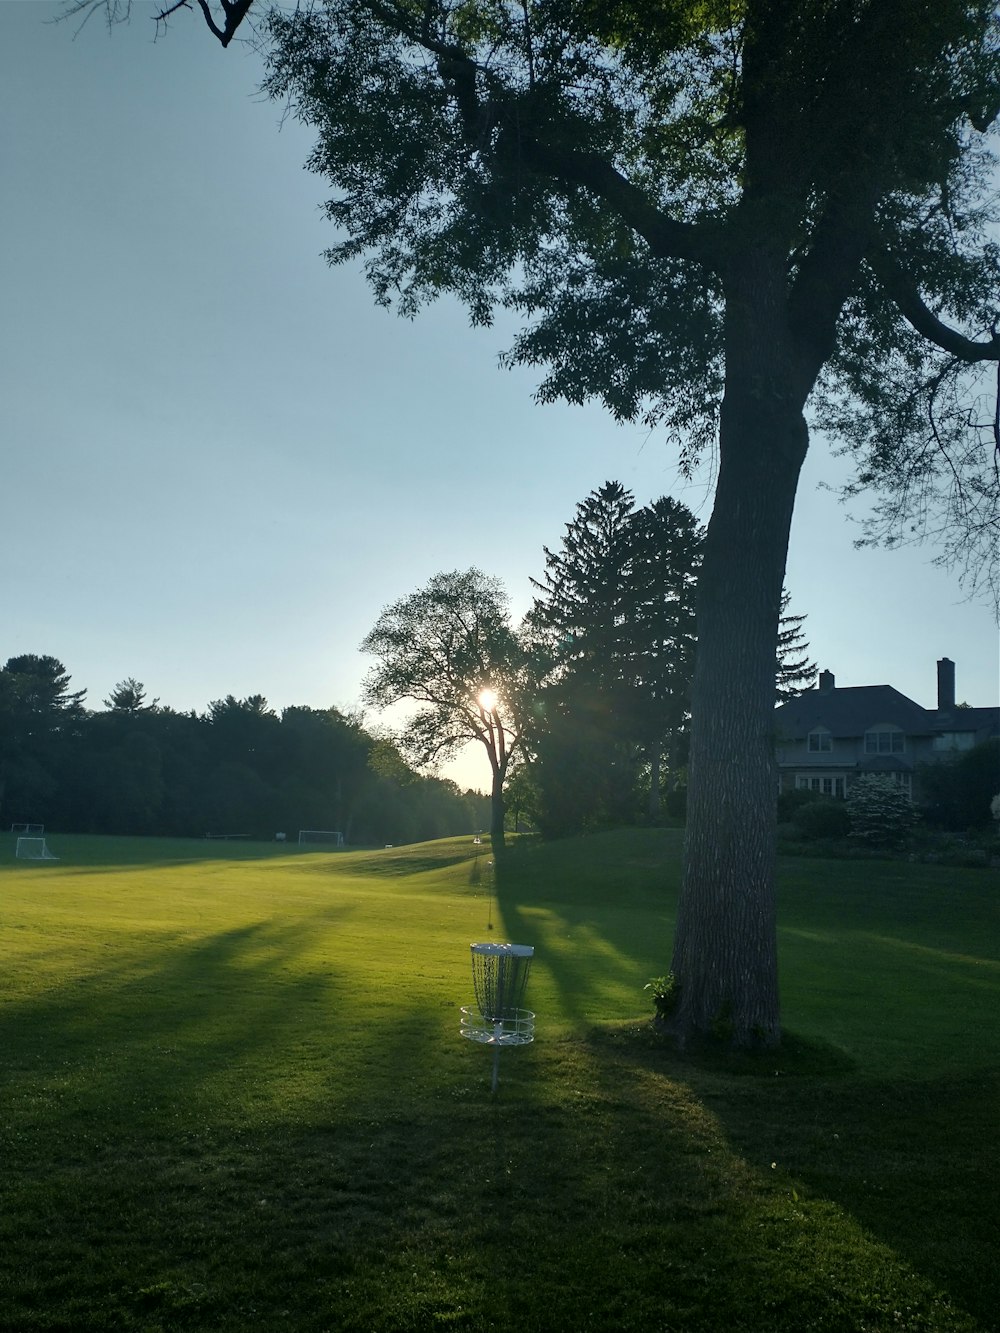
668, 262, 811, 1048
490, 767, 506, 853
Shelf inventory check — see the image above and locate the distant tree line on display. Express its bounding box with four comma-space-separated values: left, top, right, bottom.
2, 483, 817, 847
0, 656, 489, 843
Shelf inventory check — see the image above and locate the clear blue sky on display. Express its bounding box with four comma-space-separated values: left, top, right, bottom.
2, 1, 997, 792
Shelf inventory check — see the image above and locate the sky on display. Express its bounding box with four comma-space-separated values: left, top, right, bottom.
2, 0, 998, 793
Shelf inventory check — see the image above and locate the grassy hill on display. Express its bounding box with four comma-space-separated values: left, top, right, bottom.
1, 830, 997, 1331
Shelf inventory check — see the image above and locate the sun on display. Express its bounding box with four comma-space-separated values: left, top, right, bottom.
477, 687, 499, 712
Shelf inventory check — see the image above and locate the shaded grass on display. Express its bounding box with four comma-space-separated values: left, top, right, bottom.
0, 830, 997, 1331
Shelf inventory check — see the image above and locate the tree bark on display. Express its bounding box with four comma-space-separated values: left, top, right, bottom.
490, 767, 506, 853
668, 253, 811, 1048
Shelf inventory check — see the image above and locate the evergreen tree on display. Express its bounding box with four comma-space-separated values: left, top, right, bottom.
775, 593, 818, 703
527, 479, 638, 695
527, 483, 702, 831
628, 496, 703, 818
0, 655, 86, 826
104, 678, 159, 713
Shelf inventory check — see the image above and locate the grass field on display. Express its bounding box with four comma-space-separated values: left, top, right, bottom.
1, 829, 997, 1332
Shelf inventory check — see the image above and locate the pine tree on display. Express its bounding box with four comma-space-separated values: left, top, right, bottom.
627, 497, 702, 818
527, 483, 703, 829
526, 481, 641, 832
527, 479, 637, 693
775, 592, 818, 703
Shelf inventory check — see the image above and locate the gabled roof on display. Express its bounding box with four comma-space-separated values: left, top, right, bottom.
774, 685, 932, 740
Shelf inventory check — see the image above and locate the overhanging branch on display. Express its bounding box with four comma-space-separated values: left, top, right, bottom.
877, 250, 1000, 363
392, 8, 722, 273
515, 134, 723, 272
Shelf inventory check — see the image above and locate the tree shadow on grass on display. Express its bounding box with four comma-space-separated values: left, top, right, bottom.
599, 1023, 999, 1332
489, 833, 679, 1028
0, 891, 994, 1332
2, 1000, 989, 1332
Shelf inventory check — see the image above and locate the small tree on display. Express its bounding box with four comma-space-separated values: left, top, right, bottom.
846, 775, 916, 848
360, 569, 529, 852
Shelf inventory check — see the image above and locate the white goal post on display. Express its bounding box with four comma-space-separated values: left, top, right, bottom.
15, 837, 58, 861
297, 829, 344, 847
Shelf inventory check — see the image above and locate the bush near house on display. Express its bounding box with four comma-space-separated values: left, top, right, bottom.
846, 774, 916, 848
792, 797, 852, 841
917, 738, 1000, 831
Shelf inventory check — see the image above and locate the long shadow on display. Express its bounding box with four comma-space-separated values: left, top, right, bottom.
3, 835, 996, 1331
3, 984, 991, 1331
491, 830, 681, 1025
611, 1032, 1000, 1331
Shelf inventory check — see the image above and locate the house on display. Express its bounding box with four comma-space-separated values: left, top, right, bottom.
773, 658, 999, 800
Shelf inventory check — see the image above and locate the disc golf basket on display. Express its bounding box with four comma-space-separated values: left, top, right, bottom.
460, 942, 534, 1092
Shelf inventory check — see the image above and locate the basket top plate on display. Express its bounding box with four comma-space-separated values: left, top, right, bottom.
470, 942, 534, 958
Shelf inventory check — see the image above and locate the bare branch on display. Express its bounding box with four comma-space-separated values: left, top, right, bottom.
59, 0, 257, 46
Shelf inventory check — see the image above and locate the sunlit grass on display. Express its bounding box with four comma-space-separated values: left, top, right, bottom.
0, 830, 997, 1331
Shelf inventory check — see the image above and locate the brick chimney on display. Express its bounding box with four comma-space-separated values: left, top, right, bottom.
937, 657, 956, 711
818, 670, 835, 692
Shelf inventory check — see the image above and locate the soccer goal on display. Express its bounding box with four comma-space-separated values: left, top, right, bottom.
297, 829, 344, 847
15, 837, 58, 861
10, 822, 44, 834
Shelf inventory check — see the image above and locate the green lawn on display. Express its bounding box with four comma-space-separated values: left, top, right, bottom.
1, 830, 997, 1331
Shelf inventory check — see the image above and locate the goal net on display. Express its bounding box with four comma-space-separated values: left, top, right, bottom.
15, 837, 58, 861
297, 829, 344, 847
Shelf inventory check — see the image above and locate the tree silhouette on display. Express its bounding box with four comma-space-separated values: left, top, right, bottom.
360, 569, 530, 851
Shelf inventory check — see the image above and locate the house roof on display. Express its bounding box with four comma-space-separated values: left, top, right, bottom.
773, 684, 932, 740
930, 706, 1000, 739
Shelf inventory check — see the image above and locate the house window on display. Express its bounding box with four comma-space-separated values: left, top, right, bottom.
864, 728, 904, 754
808, 728, 832, 753
796, 774, 846, 798
932, 732, 976, 751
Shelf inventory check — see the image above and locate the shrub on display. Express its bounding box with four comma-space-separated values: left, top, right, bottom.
917, 739, 1000, 830
644, 974, 679, 1022
777, 786, 821, 822
846, 774, 916, 847
792, 797, 851, 841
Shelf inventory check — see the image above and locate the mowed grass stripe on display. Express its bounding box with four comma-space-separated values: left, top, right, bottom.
1, 830, 997, 1331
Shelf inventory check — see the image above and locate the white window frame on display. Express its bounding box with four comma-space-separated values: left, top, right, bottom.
795, 774, 846, 798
